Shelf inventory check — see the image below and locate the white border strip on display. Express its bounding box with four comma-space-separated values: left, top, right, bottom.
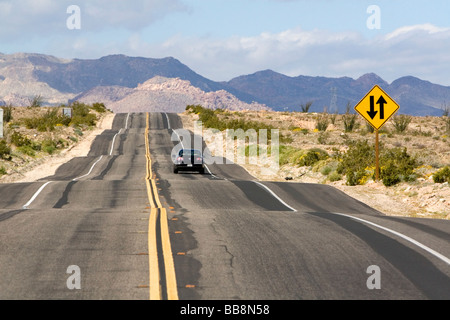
125, 113, 130, 129
332, 212, 450, 266
164, 112, 171, 130
109, 128, 122, 156
253, 181, 297, 212
109, 113, 129, 156
23, 181, 53, 209
73, 155, 103, 181
109, 129, 122, 156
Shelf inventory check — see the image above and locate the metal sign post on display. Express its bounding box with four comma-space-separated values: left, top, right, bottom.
354, 85, 400, 182
375, 129, 379, 181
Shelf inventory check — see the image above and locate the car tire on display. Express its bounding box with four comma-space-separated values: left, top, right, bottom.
199, 168, 205, 174
173, 167, 178, 174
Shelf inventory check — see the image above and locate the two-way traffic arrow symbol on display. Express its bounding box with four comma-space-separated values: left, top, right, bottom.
377, 95, 387, 120
367, 96, 377, 120
367, 95, 387, 120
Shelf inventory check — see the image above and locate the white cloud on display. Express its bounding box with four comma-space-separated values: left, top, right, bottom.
3, 0, 450, 88
37, 22, 450, 86
384, 23, 450, 41
0, 0, 187, 40
144, 24, 450, 85
83, 0, 187, 31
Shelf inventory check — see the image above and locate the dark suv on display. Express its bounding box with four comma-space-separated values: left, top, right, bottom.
173, 149, 205, 174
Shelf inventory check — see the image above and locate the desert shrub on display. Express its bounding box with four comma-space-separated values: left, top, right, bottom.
11, 131, 32, 147
337, 140, 374, 185
392, 114, 412, 133
433, 166, 450, 183
0, 166, 6, 175
296, 148, 329, 167
318, 132, 330, 144
342, 103, 358, 132
336, 139, 419, 186
41, 138, 67, 155
72, 102, 90, 117
69, 102, 98, 127
380, 147, 419, 186
315, 159, 339, 176
321, 166, 332, 176
444, 117, 450, 133
2, 105, 13, 123
343, 113, 358, 132
23, 109, 71, 132
0, 140, 11, 160
41, 139, 57, 155
365, 123, 375, 133
279, 145, 304, 166
315, 114, 329, 132
28, 95, 43, 108
300, 101, 313, 113
90, 102, 107, 113
187, 105, 279, 140
328, 171, 342, 182
186, 104, 204, 114
74, 128, 83, 136
17, 145, 36, 157
70, 113, 97, 127
10, 131, 42, 154
347, 169, 366, 186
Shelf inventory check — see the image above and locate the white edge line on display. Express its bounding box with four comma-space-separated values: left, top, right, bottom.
332, 212, 450, 266
23, 114, 129, 208
73, 155, 104, 181
125, 113, 130, 129
109, 128, 122, 156
204, 164, 221, 179
253, 181, 297, 212
172, 124, 184, 149
164, 112, 171, 130
110, 113, 129, 156
23, 181, 53, 209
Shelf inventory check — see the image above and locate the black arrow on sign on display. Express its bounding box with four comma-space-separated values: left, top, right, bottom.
367, 96, 378, 119
376, 95, 387, 120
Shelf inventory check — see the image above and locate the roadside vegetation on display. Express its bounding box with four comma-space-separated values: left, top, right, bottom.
183, 104, 449, 187
185, 104, 291, 143
182, 104, 449, 218
0, 102, 110, 179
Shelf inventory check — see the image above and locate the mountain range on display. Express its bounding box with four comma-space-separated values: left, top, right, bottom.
0, 52, 449, 116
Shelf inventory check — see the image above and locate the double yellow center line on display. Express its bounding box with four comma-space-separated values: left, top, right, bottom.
145, 113, 179, 300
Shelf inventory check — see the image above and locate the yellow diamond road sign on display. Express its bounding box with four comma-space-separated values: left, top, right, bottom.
354, 85, 400, 130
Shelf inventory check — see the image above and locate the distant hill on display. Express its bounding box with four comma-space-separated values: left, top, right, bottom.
0, 52, 448, 116
225, 71, 447, 116
0, 53, 75, 105
74, 76, 270, 113
30, 54, 218, 93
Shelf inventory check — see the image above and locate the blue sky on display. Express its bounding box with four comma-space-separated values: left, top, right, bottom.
1, 0, 450, 85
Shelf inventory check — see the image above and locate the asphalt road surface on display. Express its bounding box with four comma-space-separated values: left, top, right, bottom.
0, 112, 449, 300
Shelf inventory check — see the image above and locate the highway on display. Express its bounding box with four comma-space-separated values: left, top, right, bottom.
0, 112, 449, 300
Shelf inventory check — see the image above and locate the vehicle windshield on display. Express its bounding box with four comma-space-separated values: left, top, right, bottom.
179, 149, 202, 157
